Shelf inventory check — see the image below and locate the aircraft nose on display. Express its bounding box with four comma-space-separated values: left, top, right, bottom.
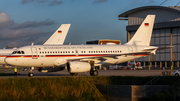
5, 56, 15, 65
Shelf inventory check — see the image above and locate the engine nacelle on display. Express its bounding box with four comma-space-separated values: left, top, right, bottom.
66, 61, 91, 73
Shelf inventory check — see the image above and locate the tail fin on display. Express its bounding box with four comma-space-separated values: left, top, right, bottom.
126, 15, 155, 46
43, 24, 71, 45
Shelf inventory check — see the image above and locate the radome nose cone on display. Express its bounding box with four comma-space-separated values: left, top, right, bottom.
4, 57, 13, 65
4, 57, 10, 64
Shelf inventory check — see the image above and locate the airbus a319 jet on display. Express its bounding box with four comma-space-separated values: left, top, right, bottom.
5, 15, 172, 77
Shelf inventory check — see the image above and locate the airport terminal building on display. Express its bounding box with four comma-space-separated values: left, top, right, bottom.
119, 6, 180, 68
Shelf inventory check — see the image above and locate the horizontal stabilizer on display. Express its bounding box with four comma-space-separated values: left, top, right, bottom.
156, 46, 173, 51
142, 46, 173, 51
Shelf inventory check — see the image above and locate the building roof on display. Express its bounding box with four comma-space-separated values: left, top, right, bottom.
118, 6, 180, 18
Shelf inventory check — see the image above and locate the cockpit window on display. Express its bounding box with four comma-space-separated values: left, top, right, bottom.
17, 51, 21, 54
21, 51, 25, 54
12, 51, 17, 54
12, 51, 25, 54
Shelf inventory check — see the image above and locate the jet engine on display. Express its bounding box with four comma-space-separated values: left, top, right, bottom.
66, 61, 91, 73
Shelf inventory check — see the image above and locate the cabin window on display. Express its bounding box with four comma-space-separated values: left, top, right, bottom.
72, 51, 74, 53
12, 51, 17, 54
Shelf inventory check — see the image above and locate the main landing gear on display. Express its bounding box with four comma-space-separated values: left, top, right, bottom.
90, 61, 98, 76
28, 67, 34, 77
90, 69, 98, 76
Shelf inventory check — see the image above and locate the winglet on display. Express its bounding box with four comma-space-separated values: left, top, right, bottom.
43, 24, 71, 45
126, 15, 155, 46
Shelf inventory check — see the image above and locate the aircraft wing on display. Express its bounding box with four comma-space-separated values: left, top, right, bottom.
43, 24, 71, 45
66, 46, 173, 62
67, 51, 151, 62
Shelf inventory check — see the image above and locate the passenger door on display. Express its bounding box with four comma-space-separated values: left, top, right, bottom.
127, 46, 133, 53
31, 47, 38, 59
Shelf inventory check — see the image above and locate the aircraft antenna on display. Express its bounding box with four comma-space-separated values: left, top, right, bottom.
31, 43, 34, 46
159, 0, 167, 6
175, 1, 180, 6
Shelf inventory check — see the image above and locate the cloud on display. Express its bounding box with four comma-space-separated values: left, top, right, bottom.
131, 0, 156, 5
0, 12, 54, 48
0, 12, 10, 23
21, 0, 63, 6
93, 0, 107, 4
21, 0, 34, 4
50, 0, 63, 6
12, 19, 54, 29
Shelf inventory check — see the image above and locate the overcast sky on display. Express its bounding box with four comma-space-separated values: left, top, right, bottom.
0, 0, 179, 48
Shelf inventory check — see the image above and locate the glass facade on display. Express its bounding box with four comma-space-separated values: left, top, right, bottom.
129, 28, 180, 68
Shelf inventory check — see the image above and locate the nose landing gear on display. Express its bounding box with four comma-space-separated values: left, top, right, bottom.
28, 67, 34, 77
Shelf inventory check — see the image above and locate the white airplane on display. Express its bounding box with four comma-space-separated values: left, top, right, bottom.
0, 24, 70, 65
5, 15, 171, 77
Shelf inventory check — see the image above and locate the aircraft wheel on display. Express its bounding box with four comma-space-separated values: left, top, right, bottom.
28, 73, 33, 77
175, 73, 179, 76
70, 73, 78, 76
90, 70, 98, 76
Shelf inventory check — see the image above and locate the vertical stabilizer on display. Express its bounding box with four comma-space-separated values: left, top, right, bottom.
126, 15, 155, 46
43, 24, 71, 45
